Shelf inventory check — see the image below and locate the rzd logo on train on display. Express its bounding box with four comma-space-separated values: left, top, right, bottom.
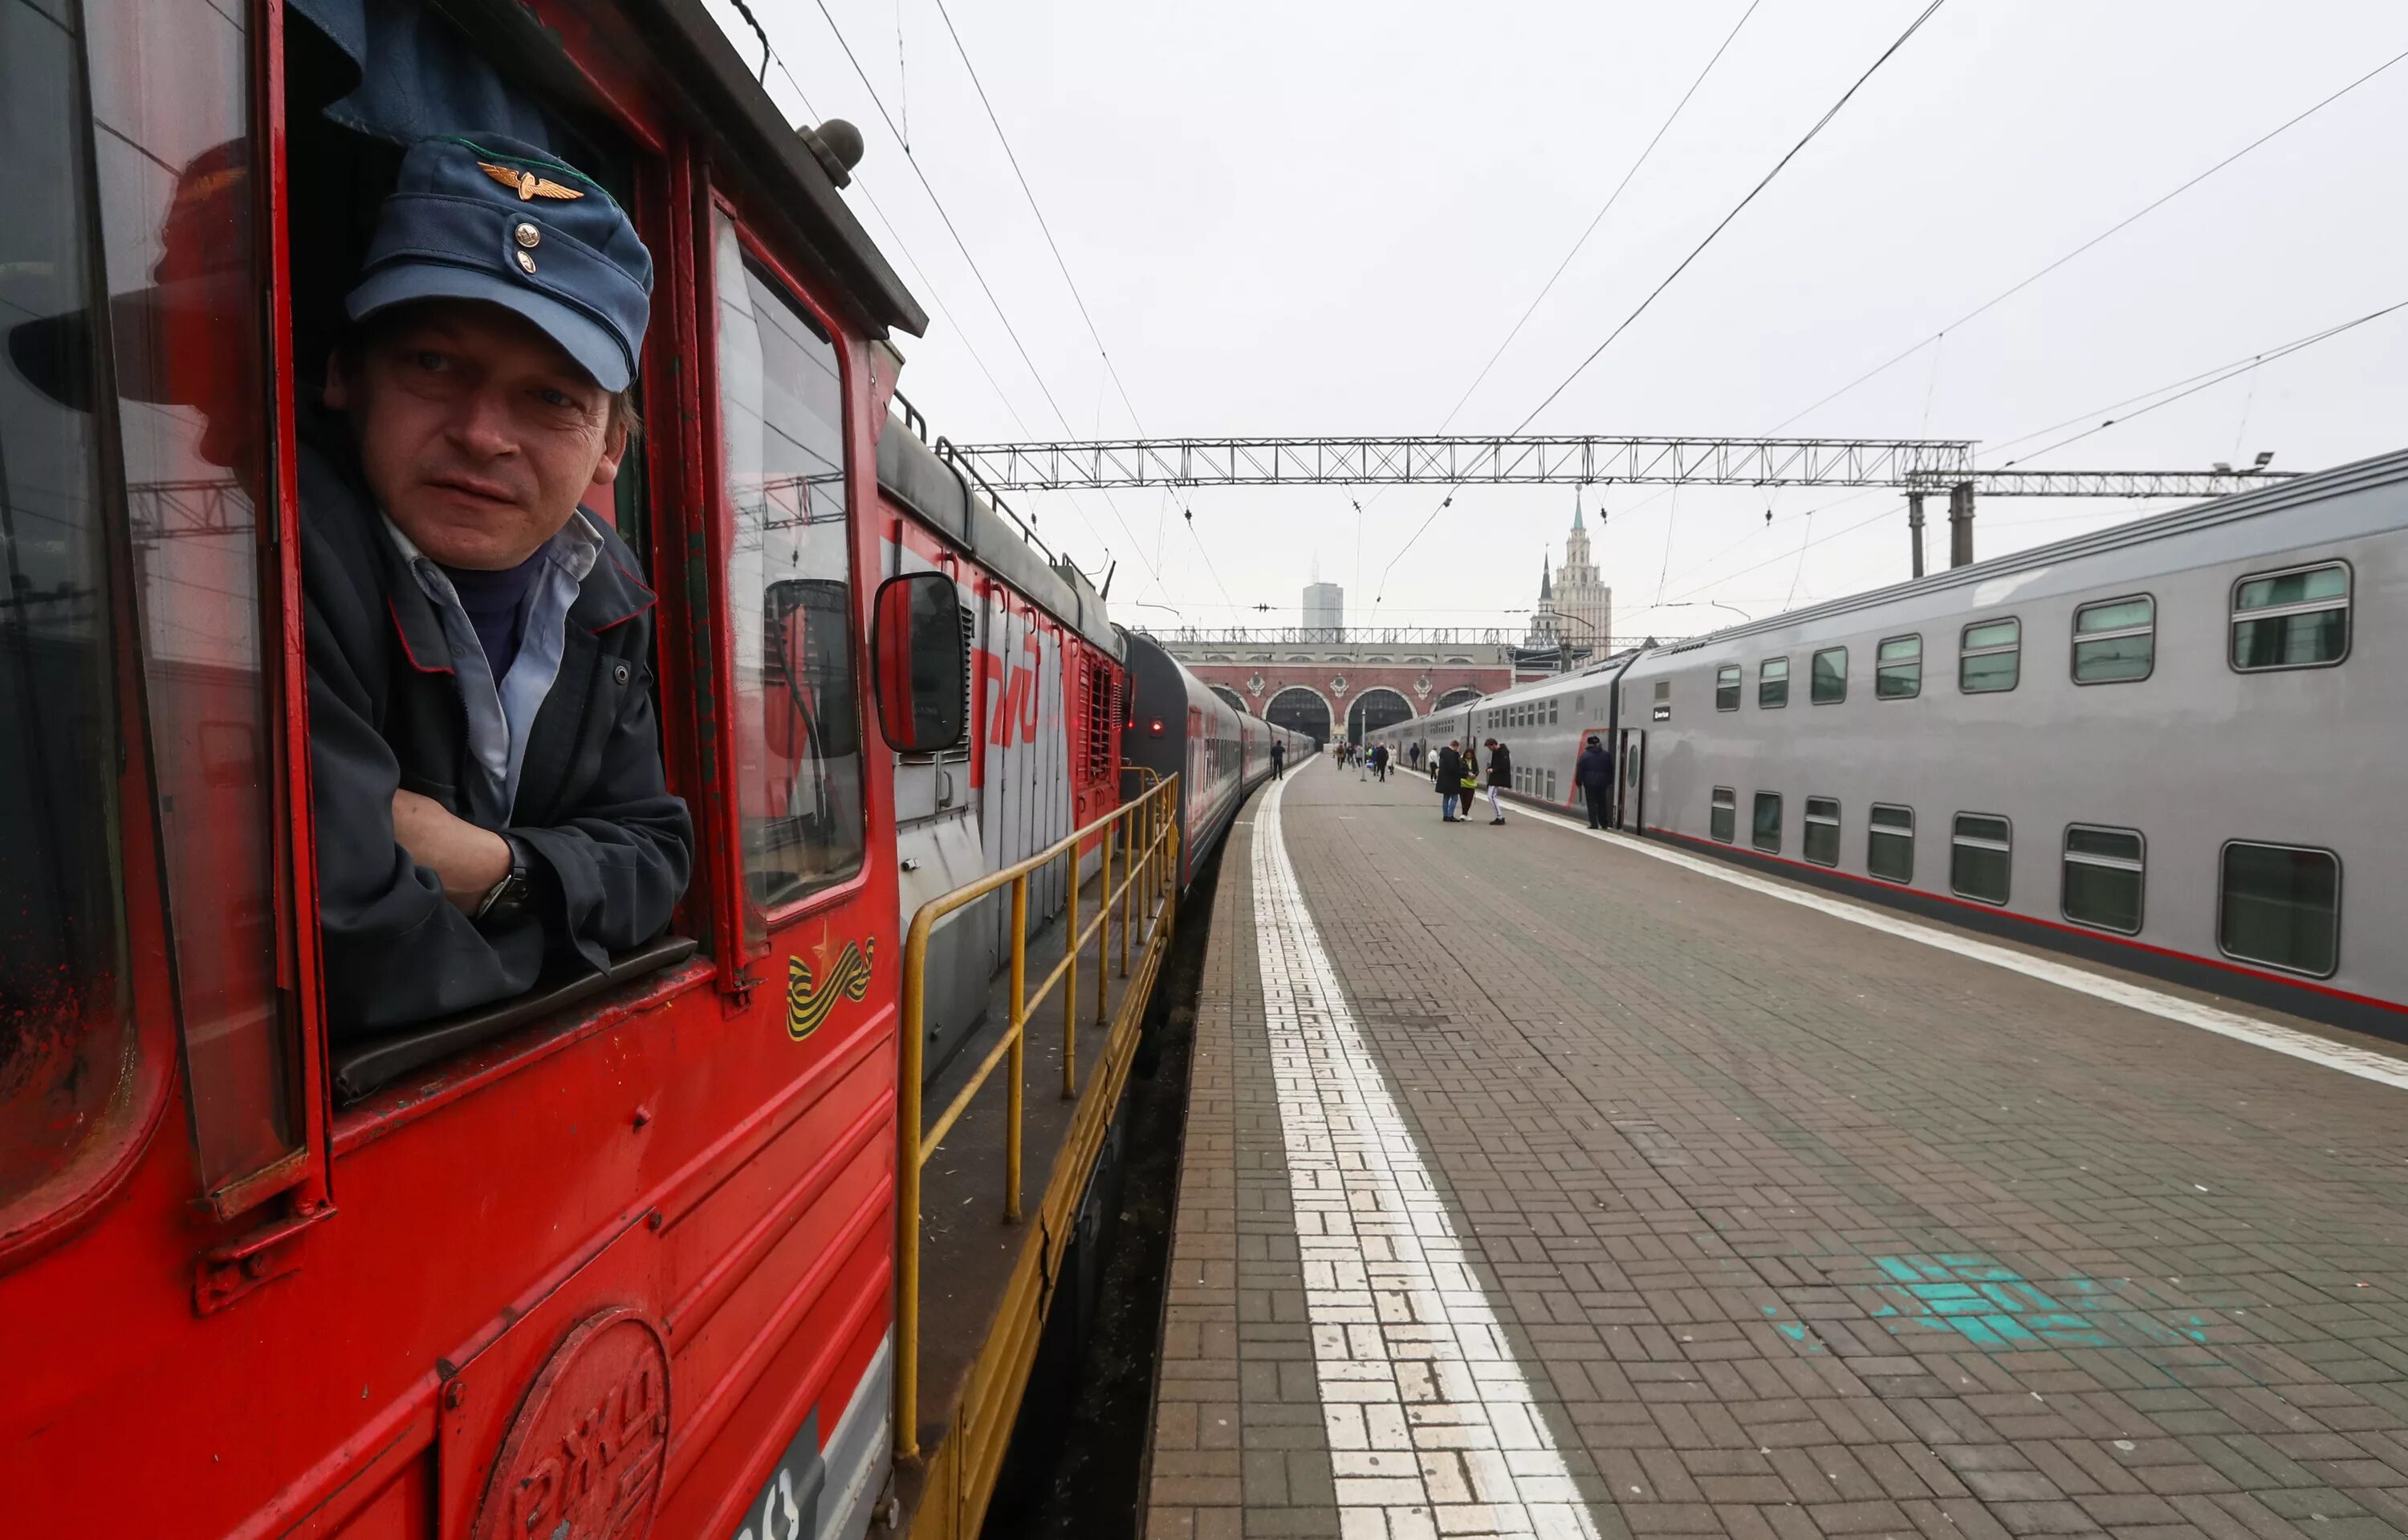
787, 929, 874, 1041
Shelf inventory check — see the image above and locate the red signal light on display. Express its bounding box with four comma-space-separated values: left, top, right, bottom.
1149, 719, 1165, 735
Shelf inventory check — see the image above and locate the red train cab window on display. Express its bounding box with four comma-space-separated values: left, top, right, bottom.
711, 211, 866, 930
2, 0, 299, 1221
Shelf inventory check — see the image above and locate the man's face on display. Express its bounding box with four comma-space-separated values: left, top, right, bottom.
327, 301, 624, 569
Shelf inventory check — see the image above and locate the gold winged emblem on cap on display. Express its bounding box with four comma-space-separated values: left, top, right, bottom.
478, 161, 586, 202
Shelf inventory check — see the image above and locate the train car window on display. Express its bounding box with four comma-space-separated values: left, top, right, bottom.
1548, 699, 1558, 724
1714, 664, 1739, 711
1710, 788, 1736, 844
1, 0, 139, 1211
713, 214, 865, 922
1950, 813, 2011, 904
2062, 825, 2144, 935
2072, 596, 2154, 684
2218, 841, 2339, 977
1804, 797, 1841, 866
1751, 792, 1783, 853
1868, 805, 1914, 882
1959, 619, 2020, 693
1875, 634, 1922, 699
2231, 563, 2349, 671
92, 0, 296, 1192
1759, 657, 1789, 709
1544, 768, 1557, 800
1811, 647, 1847, 704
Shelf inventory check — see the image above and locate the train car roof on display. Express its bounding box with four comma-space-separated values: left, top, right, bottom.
879, 419, 1122, 659
1627, 446, 2408, 670
488, 0, 928, 338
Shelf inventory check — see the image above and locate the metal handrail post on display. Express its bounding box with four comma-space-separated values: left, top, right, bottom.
1007, 874, 1027, 1220
1096, 821, 1113, 1026
896, 904, 934, 1460
1117, 813, 1132, 979
1062, 846, 1080, 1098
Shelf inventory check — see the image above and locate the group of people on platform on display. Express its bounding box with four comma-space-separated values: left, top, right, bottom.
1324, 740, 1393, 781
1406, 733, 1615, 829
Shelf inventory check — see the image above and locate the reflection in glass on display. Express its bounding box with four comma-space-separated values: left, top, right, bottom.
2231, 566, 2348, 670
2062, 826, 2144, 934
2073, 597, 2153, 683
1709, 788, 1735, 844
1959, 619, 2020, 694
2219, 843, 2338, 976
714, 213, 864, 925
1811, 646, 1846, 704
1751, 792, 1781, 854
1868, 805, 1914, 883
0, 0, 132, 1209
1714, 664, 1739, 711
1804, 796, 1839, 867
1950, 813, 2011, 904
83, 0, 293, 1197
1875, 634, 1921, 699
1758, 657, 1788, 710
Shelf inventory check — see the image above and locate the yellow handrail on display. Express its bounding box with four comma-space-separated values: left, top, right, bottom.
894, 773, 1182, 1459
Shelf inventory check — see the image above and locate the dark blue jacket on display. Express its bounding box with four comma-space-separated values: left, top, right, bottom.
303, 430, 692, 1041
1576, 744, 1613, 788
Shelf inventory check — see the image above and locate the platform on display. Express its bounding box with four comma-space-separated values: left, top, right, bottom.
1145, 760, 2408, 1540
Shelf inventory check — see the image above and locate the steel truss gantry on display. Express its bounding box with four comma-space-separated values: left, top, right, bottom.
1906, 468, 2302, 499
944, 434, 1975, 491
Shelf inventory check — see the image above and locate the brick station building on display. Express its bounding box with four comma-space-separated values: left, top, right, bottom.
1150, 627, 1541, 745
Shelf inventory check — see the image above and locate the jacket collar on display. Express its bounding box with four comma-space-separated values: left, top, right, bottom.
381, 507, 657, 666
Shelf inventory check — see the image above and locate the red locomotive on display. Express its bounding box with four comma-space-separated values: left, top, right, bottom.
0, 1, 1306, 1537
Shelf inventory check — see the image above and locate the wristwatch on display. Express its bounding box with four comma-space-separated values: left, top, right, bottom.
472, 837, 535, 923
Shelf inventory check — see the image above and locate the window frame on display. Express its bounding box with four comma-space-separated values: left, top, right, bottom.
1803, 796, 1841, 867
2060, 824, 2146, 935
2216, 840, 2342, 979
1810, 646, 1847, 705
1867, 803, 1914, 885
1758, 656, 1789, 710
2228, 560, 2352, 674
1875, 634, 1922, 699
1710, 787, 1736, 844
2070, 593, 2156, 686
1714, 663, 1740, 711
1751, 792, 1783, 854
1949, 812, 2013, 906
712, 206, 877, 948
1958, 617, 2021, 695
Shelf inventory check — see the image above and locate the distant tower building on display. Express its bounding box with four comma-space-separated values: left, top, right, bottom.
1524, 552, 1559, 647
1552, 491, 1612, 655
1302, 581, 1344, 636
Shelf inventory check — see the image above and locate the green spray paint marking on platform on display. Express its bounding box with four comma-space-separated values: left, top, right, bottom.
1863, 1253, 2212, 1353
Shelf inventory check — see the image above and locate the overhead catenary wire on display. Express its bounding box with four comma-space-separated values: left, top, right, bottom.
1770, 44, 2408, 432
1372, 0, 1952, 609
1434, 0, 1767, 434
789, 0, 1179, 594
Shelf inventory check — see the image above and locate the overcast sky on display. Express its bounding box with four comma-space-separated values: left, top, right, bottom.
708, 0, 2407, 641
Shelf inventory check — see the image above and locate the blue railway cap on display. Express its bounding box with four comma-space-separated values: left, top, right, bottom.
346, 134, 652, 393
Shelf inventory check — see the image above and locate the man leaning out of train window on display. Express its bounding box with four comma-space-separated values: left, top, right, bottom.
300, 135, 691, 1040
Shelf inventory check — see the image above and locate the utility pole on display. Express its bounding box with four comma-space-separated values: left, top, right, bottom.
1947, 481, 1975, 568
1906, 492, 1926, 580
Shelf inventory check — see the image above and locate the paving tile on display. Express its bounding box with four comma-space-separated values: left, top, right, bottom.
1145, 769, 2408, 1540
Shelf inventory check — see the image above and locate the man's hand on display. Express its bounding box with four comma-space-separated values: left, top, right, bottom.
392, 789, 514, 913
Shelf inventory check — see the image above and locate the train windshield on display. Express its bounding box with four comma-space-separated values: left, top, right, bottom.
0, 0, 134, 1209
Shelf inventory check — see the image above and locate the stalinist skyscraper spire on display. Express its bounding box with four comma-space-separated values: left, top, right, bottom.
1548, 490, 1612, 657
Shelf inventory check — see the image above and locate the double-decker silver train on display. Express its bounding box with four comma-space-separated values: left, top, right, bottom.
1373, 448, 2408, 1039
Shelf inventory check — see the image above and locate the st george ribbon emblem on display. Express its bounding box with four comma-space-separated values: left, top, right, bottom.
787, 930, 874, 1042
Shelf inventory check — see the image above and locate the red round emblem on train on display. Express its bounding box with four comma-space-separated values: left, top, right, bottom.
472, 1307, 673, 1540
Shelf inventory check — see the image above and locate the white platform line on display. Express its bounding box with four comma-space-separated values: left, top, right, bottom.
1254, 767, 1604, 1539
1510, 800, 2408, 1094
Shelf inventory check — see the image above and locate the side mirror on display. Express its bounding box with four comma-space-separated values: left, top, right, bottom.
872, 572, 967, 753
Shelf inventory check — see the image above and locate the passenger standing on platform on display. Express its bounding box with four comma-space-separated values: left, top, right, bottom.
1483, 737, 1512, 825
1271, 739, 1286, 780
1371, 744, 1389, 781
1435, 740, 1464, 821
1576, 735, 1613, 829
1409, 742, 1422, 770
1457, 744, 1479, 821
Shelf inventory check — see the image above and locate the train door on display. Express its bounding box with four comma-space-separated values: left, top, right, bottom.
1616, 729, 1645, 831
